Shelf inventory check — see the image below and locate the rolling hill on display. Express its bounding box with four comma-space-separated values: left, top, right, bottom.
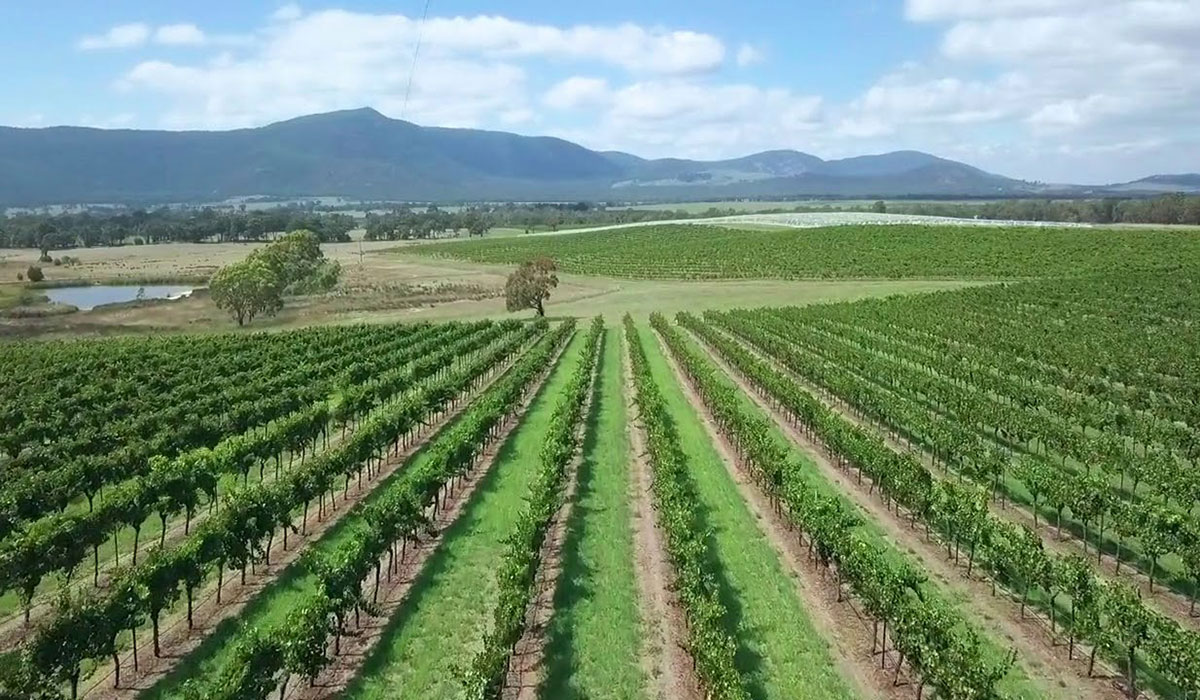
0, 107, 1186, 205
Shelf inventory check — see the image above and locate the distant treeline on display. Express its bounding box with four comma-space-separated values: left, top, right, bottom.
0, 208, 357, 250
362, 203, 678, 240
5, 194, 1199, 253
682, 193, 1200, 225
883, 193, 1200, 225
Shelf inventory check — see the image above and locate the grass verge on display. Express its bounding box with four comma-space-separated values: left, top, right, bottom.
341, 333, 588, 699
541, 326, 647, 699
632, 322, 859, 700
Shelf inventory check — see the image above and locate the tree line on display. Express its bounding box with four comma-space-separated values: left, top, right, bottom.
0, 208, 356, 251
361, 203, 679, 241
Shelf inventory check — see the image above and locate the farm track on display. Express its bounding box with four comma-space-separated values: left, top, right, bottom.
286, 333, 573, 699
622, 330, 702, 700
501, 332, 601, 699
685, 324, 1131, 699
651, 326, 902, 700
79, 342, 529, 699
730, 320, 1200, 630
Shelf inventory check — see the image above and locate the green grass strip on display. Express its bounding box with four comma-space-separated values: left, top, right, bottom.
632, 322, 859, 700
341, 333, 589, 699
541, 326, 648, 700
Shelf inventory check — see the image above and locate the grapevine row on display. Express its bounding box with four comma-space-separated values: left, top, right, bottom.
656, 313, 1013, 699
624, 315, 747, 700
3, 320, 546, 699
461, 316, 603, 698
0, 322, 468, 538
733, 308, 1200, 605
0, 322, 510, 624
0, 324, 425, 477
180, 319, 574, 700
684, 311, 1200, 698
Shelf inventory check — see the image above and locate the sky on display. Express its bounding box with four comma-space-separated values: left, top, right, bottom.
1, 0, 1197, 184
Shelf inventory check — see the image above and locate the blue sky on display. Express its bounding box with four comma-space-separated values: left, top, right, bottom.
2, 1, 1197, 183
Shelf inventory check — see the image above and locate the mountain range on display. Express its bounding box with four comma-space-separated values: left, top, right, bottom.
0, 107, 1194, 205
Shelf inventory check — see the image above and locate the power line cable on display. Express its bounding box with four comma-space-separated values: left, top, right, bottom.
400, 0, 433, 120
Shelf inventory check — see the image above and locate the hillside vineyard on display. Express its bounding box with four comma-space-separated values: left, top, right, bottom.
4, 236, 1200, 700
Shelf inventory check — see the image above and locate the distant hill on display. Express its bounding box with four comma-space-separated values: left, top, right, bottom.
0, 107, 1190, 205
1103, 174, 1200, 194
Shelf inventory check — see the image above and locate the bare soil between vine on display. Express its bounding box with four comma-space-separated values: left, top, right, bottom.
623, 330, 701, 700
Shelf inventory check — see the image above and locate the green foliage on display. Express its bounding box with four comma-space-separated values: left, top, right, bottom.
208, 229, 341, 325
414, 223, 1200, 280
167, 319, 566, 698
690, 292, 1200, 697
462, 317, 603, 698
504, 257, 558, 317
209, 256, 282, 326
626, 315, 748, 700
4, 320, 547, 694
661, 313, 1011, 698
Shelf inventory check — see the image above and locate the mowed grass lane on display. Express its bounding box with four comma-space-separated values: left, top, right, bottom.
342, 333, 588, 699
142, 333, 580, 700
542, 327, 647, 700
632, 322, 859, 700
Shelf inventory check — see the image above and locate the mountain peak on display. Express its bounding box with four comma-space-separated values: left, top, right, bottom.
271, 106, 397, 128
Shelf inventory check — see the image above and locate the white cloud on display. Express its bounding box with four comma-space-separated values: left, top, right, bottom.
905, 0, 1094, 21
117, 10, 730, 130
272, 4, 303, 22
79, 23, 151, 50
551, 81, 823, 158
736, 44, 764, 67
831, 0, 1200, 180
155, 24, 206, 46
543, 77, 610, 110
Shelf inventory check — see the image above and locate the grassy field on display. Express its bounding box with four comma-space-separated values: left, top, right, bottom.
2, 238, 975, 338
342, 333, 588, 698
632, 321, 860, 700
542, 326, 647, 699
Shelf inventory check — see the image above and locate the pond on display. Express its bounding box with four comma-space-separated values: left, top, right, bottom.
43, 285, 198, 311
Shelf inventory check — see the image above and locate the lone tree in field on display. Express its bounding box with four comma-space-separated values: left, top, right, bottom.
505, 257, 558, 317
210, 257, 282, 326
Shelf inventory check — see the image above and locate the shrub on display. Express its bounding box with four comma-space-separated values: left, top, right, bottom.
25, 266, 44, 283
16, 272, 24, 281
52, 258, 62, 266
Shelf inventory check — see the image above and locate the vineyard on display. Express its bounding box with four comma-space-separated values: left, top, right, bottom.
408, 223, 1200, 279
4, 226, 1200, 700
